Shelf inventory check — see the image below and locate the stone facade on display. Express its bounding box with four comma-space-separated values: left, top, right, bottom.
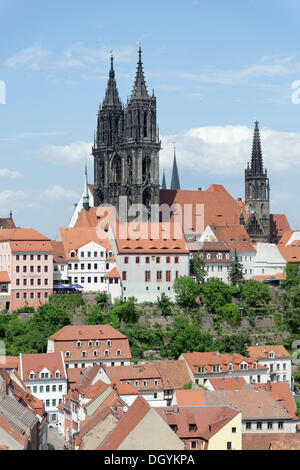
92, 48, 160, 221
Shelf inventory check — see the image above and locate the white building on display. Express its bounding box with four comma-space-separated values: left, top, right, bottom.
19, 352, 68, 426
248, 345, 292, 387
253, 243, 286, 277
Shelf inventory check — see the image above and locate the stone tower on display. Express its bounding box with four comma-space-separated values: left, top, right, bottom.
245, 121, 270, 243
92, 48, 161, 221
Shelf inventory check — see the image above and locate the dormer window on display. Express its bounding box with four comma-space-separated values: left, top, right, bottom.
154, 379, 159, 386
217, 253, 222, 260
240, 362, 248, 370
88, 340, 93, 347
95, 340, 100, 347
93, 350, 98, 357
82, 350, 87, 358
228, 363, 233, 371
142, 380, 148, 387
134, 381, 139, 387
107, 340, 111, 347
104, 350, 110, 356
253, 362, 257, 369
212, 365, 220, 373
268, 351, 275, 359
116, 349, 122, 356
76, 341, 81, 348
65, 351, 71, 358
55, 371, 60, 379
29, 372, 35, 380
189, 424, 197, 433
70, 251, 76, 258
206, 254, 211, 260
197, 366, 206, 373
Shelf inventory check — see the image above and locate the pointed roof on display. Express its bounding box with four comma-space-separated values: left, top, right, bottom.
161, 170, 167, 190
250, 120, 264, 175
102, 54, 122, 109
170, 149, 181, 190
129, 47, 149, 101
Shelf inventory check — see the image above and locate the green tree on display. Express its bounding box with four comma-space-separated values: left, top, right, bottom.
157, 293, 173, 319
190, 251, 207, 284
173, 276, 200, 310
282, 262, 300, 289
218, 303, 240, 326
241, 280, 271, 308
111, 297, 139, 324
95, 292, 109, 309
200, 278, 232, 313
228, 249, 244, 286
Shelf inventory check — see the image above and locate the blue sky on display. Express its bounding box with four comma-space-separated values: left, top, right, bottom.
1, 0, 300, 237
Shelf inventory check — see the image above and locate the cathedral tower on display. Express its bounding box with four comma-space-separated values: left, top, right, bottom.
92, 47, 161, 220
245, 121, 270, 243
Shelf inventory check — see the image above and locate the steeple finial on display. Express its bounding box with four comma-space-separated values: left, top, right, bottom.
102, 52, 122, 108
129, 43, 149, 101
161, 169, 167, 190
250, 119, 264, 175
83, 162, 90, 211
170, 146, 181, 190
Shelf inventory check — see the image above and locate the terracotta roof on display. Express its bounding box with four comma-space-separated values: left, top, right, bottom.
207, 376, 247, 391
9, 240, 53, 253
74, 206, 100, 229
0, 356, 18, 370
211, 225, 255, 253
0, 228, 49, 242
175, 389, 206, 407
104, 267, 120, 278
153, 360, 191, 390
57, 226, 112, 261
112, 381, 139, 396
19, 352, 66, 381
0, 272, 10, 283
76, 405, 120, 448
204, 389, 295, 420
157, 405, 239, 441
243, 433, 300, 451
49, 324, 128, 341
0, 218, 15, 229
253, 381, 297, 419
51, 240, 67, 263
182, 351, 266, 374
270, 214, 291, 239
113, 222, 189, 254
248, 345, 291, 359
105, 364, 162, 391
252, 273, 286, 282
159, 187, 245, 235
98, 396, 150, 450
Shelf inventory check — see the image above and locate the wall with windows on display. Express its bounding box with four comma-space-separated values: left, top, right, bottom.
117, 252, 189, 302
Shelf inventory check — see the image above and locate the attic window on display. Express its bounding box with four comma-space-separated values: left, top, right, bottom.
170, 424, 178, 433
216, 214, 223, 217
189, 424, 197, 433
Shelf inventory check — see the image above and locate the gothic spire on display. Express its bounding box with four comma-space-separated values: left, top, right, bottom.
129, 46, 149, 101
250, 120, 264, 175
102, 54, 122, 108
170, 148, 181, 190
161, 169, 167, 190
83, 163, 90, 211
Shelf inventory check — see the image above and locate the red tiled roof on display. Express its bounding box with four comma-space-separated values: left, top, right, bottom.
58, 227, 112, 261
207, 376, 247, 391
105, 364, 162, 391
51, 240, 67, 263
211, 225, 255, 253
0, 356, 18, 370
98, 396, 150, 450
0, 414, 28, 448
248, 344, 291, 359
0, 271, 10, 283
49, 324, 128, 341
182, 351, 267, 374
104, 267, 120, 278
270, 214, 291, 239
19, 352, 66, 381
175, 389, 206, 407
252, 273, 286, 282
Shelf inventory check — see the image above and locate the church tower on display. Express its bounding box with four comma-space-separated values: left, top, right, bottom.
92, 47, 161, 221
245, 121, 270, 243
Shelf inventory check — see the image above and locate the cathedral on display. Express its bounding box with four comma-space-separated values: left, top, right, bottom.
81, 47, 288, 245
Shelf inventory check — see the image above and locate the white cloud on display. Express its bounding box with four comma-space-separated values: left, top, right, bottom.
160, 125, 300, 175
38, 141, 93, 165
4, 43, 52, 71
0, 190, 27, 206
0, 169, 23, 179
41, 185, 79, 201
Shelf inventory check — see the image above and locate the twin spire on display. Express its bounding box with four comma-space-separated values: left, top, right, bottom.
161, 147, 181, 191
102, 46, 150, 108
